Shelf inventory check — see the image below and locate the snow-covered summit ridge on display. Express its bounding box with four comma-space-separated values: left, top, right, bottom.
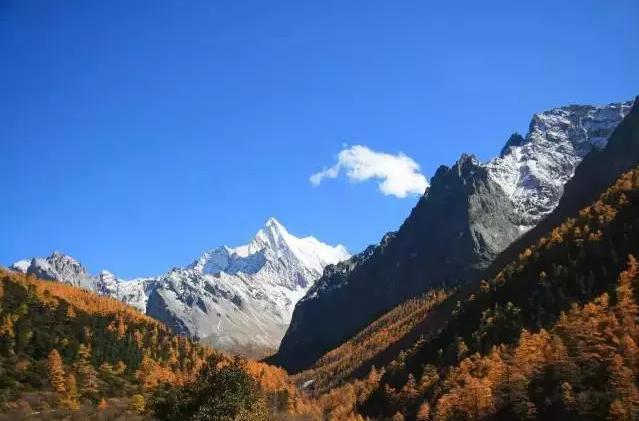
10, 251, 96, 291
189, 217, 350, 274
485, 100, 632, 227
189, 217, 349, 284
249, 217, 349, 274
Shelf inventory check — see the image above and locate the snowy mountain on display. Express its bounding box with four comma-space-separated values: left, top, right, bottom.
9, 218, 349, 358
11, 252, 96, 290
486, 101, 632, 228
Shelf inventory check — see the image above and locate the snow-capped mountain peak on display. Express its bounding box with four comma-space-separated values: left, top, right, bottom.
486, 100, 632, 228
166, 218, 349, 356
10, 259, 31, 273
97, 270, 120, 296
248, 217, 292, 254
10, 251, 97, 290
188, 217, 349, 280
245, 217, 350, 275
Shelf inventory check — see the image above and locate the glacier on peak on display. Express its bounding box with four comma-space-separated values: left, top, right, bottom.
7, 217, 349, 358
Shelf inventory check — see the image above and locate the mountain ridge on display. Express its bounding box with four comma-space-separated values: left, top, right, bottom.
272, 99, 632, 373
8, 217, 349, 358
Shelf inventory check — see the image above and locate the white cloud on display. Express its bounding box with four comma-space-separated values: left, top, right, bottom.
310, 145, 428, 198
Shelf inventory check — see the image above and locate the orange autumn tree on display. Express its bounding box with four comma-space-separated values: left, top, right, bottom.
47, 349, 66, 395
431, 255, 639, 419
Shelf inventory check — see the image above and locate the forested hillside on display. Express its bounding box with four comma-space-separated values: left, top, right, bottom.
0, 270, 319, 420
354, 166, 639, 419
294, 289, 452, 395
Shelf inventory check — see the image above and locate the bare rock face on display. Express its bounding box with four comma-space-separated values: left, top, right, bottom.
11, 252, 98, 291
487, 96, 639, 281
272, 100, 632, 373
487, 102, 632, 227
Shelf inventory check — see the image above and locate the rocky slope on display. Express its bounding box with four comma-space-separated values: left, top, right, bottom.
487, 101, 631, 227
487, 96, 639, 281
9, 217, 349, 358
271, 99, 632, 372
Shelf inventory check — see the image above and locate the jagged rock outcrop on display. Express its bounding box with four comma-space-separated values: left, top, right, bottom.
12, 252, 100, 291
487, 96, 639, 280
486, 101, 632, 227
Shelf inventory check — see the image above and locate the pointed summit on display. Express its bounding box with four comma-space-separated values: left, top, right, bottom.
250, 217, 291, 253
244, 217, 351, 277
10, 251, 96, 291
48, 251, 81, 266
261, 217, 290, 241
499, 132, 526, 157
264, 216, 285, 229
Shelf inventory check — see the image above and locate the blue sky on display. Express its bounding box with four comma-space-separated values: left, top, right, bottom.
1, 1, 637, 278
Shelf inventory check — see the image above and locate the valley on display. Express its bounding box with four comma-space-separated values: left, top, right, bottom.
3, 4, 637, 417
3, 96, 639, 420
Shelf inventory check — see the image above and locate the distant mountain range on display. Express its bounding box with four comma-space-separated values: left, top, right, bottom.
9, 217, 349, 358
272, 99, 634, 372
